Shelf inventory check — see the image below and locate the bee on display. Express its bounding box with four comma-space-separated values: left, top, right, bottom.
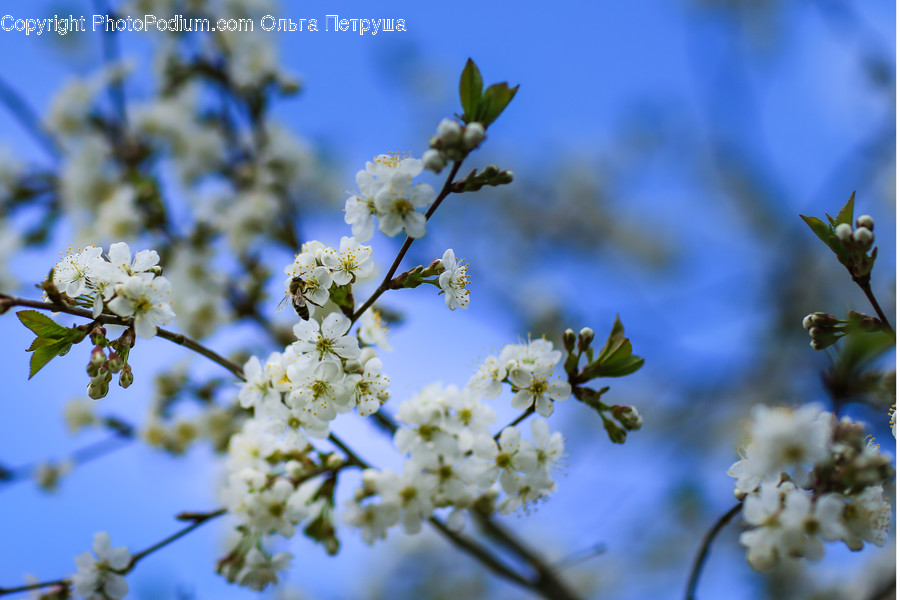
276, 276, 321, 321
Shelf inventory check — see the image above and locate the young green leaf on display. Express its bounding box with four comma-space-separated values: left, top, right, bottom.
459, 58, 483, 121
835, 191, 856, 227
17, 310, 71, 339
476, 83, 519, 127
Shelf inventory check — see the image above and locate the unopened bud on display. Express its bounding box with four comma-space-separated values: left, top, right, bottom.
437, 119, 462, 144
107, 352, 124, 373
88, 380, 109, 400
462, 122, 485, 149
603, 418, 627, 444
852, 226, 874, 248
802, 314, 815, 330
612, 405, 643, 430
422, 149, 446, 173
119, 365, 134, 389
326, 453, 345, 470
577, 327, 594, 352
835, 223, 853, 241
496, 169, 514, 185
856, 215, 874, 231
562, 329, 576, 352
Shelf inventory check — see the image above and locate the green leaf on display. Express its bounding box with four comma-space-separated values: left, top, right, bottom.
17, 310, 70, 339
835, 191, 856, 227
476, 83, 519, 127
28, 339, 72, 379
799, 215, 836, 248
459, 58, 483, 121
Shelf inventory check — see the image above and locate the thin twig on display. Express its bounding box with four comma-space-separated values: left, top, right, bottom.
0, 295, 245, 381
350, 160, 464, 325
473, 512, 581, 600
428, 516, 533, 590
684, 502, 742, 600
494, 407, 535, 441
127, 508, 226, 568
854, 277, 895, 338
0, 509, 226, 597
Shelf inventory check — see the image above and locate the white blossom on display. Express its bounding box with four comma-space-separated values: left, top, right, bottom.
438, 249, 471, 310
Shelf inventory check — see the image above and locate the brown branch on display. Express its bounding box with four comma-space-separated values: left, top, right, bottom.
0, 509, 226, 597
494, 407, 535, 441
853, 277, 895, 338
473, 512, 581, 600
350, 160, 465, 325
684, 502, 742, 600
0, 295, 245, 381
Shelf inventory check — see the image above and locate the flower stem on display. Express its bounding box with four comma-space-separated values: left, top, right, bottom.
350, 160, 464, 326
684, 502, 742, 600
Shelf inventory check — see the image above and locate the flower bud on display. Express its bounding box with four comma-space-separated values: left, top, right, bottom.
612, 405, 643, 430
119, 365, 134, 389
802, 314, 815, 330
562, 329, 576, 352
326, 453, 345, 470
852, 226, 874, 248
107, 351, 124, 373
603, 418, 627, 444
856, 214, 874, 231
87, 380, 109, 400
577, 327, 594, 352
422, 149, 446, 173
437, 119, 462, 144
462, 122, 485, 149
835, 223, 853, 241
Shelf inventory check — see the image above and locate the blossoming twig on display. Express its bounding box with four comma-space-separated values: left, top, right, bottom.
349, 160, 464, 325
0, 294, 245, 380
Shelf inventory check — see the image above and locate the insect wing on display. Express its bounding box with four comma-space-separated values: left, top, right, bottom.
276, 293, 291, 313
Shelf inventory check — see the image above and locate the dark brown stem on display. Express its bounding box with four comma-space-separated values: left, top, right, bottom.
127, 509, 226, 568
428, 516, 532, 590
0, 295, 245, 381
473, 512, 581, 600
0, 579, 68, 596
684, 503, 742, 600
350, 160, 464, 325
0, 509, 226, 597
853, 277, 895, 338
494, 407, 535, 441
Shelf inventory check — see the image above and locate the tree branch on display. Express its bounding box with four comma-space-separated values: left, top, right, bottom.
684, 502, 742, 600
350, 160, 464, 325
0, 295, 245, 381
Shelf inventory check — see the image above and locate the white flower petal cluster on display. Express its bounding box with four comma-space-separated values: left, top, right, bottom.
344, 383, 566, 543
71, 532, 130, 600
282, 237, 374, 319
468, 338, 571, 416
728, 404, 894, 571
438, 249, 470, 310
52, 242, 175, 338
344, 154, 435, 242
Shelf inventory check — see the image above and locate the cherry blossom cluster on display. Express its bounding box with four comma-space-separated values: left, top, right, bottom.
282, 237, 375, 319
728, 404, 893, 571
344, 384, 565, 544
468, 338, 572, 417
214, 309, 392, 589
343, 338, 570, 544
343, 154, 436, 241
70, 532, 131, 600
52, 242, 175, 339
